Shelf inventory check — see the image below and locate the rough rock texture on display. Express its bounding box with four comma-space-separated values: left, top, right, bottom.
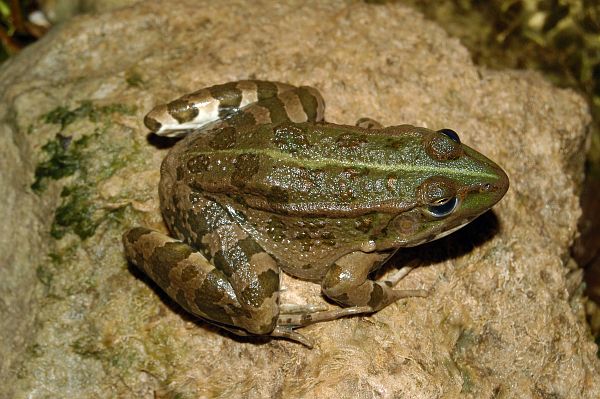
0, 1, 598, 398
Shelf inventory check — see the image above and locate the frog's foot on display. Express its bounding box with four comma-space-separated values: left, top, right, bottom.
272, 305, 376, 348
322, 251, 428, 312
355, 117, 383, 129
278, 305, 375, 327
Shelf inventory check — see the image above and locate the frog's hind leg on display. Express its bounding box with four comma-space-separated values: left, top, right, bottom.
122, 227, 281, 336
321, 251, 427, 313
144, 80, 324, 137
144, 80, 294, 136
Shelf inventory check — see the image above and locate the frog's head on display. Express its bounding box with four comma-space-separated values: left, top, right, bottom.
376, 127, 509, 249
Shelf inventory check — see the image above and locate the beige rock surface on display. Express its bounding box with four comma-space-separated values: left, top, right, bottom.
0, 1, 598, 398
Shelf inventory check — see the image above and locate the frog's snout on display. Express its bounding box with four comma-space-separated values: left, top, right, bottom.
487, 162, 509, 205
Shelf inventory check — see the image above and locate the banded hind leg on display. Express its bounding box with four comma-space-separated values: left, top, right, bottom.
124, 190, 334, 346
123, 226, 282, 336
144, 80, 325, 137
124, 184, 286, 336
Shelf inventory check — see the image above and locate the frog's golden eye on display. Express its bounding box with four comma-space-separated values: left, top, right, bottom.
427, 197, 459, 218
437, 128, 460, 143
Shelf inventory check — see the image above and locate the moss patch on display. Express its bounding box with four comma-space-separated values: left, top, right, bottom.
32, 100, 139, 240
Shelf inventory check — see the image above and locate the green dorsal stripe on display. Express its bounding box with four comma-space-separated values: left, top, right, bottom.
196, 148, 499, 179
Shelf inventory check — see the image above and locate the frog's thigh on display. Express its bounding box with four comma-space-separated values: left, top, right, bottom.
144, 80, 297, 136
123, 227, 279, 335
321, 251, 426, 311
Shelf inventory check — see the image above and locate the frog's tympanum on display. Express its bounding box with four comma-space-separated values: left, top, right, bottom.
123, 81, 509, 347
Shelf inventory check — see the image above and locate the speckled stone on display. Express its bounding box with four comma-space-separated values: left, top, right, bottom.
0, 1, 597, 398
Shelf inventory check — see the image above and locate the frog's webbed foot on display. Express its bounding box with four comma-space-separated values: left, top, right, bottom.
272, 305, 377, 348
355, 117, 383, 129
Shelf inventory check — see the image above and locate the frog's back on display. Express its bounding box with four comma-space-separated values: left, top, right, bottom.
165, 121, 500, 218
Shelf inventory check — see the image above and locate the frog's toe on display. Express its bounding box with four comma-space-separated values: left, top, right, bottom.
271, 326, 314, 348
278, 303, 329, 314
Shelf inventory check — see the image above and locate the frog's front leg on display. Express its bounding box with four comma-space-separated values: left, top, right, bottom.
122, 227, 281, 336
321, 251, 428, 311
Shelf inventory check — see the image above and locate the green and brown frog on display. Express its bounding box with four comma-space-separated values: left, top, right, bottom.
123, 80, 509, 346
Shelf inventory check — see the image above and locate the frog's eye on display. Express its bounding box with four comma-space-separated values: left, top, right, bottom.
437, 129, 461, 143
428, 197, 459, 218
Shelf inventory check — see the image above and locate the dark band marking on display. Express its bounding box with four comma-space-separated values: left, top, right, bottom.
144, 115, 162, 132
125, 227, 154, 243
148, 241, 194, 288
240, 269, 279, 308
237, 237, 265, 258
209, 126, 237, 150
181, 264, 200, 282
367, 283, 384, 309
297, 87, 319, 122
168, 99, 199, 124
210, 82, 243, 119
194, 270, 235, 325
262, 96, 291, 125
222, 109, 258, 129
212, 250, 235, 278
231, 153, 260, 187
256, 81, 279, 101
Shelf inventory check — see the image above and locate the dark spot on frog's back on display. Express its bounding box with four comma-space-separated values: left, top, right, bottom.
355, 217, 373, 233
168, 99, 199, 123
187, 154, 210, 173
268, 186, 290, 203
209, 126, 237, 150
272, 123, 309, 152
424, 132, 462, 161
231, 153, 260, 186
336, 133, 367, 148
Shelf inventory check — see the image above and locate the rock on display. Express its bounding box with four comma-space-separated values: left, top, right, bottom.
0, 1, 597, 397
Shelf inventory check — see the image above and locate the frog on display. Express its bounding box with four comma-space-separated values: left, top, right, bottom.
123, 80, 509, 347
